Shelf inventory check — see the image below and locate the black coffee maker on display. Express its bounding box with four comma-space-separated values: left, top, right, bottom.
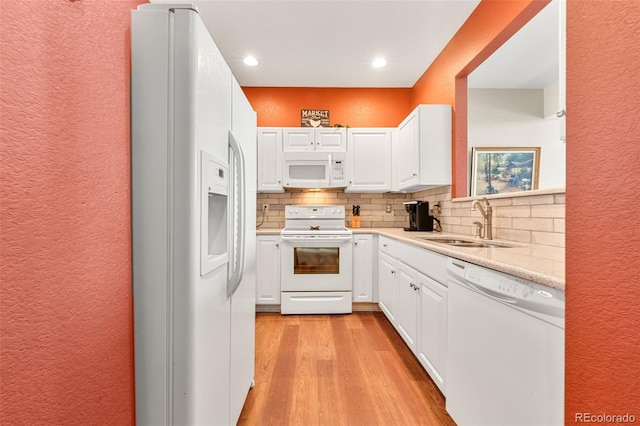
403, 201, 433, 232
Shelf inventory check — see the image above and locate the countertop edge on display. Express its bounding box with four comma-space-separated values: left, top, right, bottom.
357, 229, 565, 290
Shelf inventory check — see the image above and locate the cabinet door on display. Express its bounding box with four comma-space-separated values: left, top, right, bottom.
346, 128, 393, 192
397, 105, 451, 191
396, 262, 419, 354
397, 111, 420, 189
315, 128, 346, 151
378, 252, 397, 324
352, 234, 374, 302
418, 272, 448, 394
283, 128, 315, 151
257, 128, 284, 193
256, 236, 280, 304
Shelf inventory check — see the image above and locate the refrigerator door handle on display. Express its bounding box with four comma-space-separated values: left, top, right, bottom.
228, 130, 246, 297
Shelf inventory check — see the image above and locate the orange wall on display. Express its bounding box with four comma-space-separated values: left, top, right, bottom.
565, 0, 640, 422
243, 87, 411, 127
0, 1, 143, 424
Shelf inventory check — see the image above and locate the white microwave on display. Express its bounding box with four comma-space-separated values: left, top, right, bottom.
282, 152, 347, 188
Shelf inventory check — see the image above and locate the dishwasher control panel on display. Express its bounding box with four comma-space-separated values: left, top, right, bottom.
465, 265, 536, 298
447, 258, 565, 320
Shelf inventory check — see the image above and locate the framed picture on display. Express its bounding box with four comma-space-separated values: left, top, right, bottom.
470, 147, 541, 196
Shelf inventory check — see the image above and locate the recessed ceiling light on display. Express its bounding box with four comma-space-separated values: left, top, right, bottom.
371, 57, 387, 68
243, 56, 259, 67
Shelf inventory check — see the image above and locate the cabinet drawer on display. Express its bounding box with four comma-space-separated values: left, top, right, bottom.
378, 236, 397, 257
397, 241, 447, 285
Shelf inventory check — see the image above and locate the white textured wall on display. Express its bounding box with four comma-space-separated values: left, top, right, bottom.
468, 88, 566, 190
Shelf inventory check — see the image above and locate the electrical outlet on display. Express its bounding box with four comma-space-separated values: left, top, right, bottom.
262, 204, 268, 213
386, 204, 392, 213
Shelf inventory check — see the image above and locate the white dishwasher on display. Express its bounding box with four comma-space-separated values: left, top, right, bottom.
445, 258, 564, 426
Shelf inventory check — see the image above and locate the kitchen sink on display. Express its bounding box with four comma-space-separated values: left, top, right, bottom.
417, 237, 514, 248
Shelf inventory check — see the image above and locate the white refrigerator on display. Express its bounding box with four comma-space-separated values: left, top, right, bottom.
131, 4, 256, 425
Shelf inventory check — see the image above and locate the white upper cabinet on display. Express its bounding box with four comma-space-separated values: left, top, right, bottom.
283, 127, 346, 152
346, 128, 394, 193
397, 104, 451, 192
257, 128, 284, 193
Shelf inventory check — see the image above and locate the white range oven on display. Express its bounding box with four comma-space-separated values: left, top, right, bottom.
280, 205, 353, 314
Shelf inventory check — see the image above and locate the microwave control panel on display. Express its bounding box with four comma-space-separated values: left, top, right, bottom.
332, 159, 345, 181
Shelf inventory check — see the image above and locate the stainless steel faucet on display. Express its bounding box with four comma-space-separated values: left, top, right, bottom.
471, 198, 493, 240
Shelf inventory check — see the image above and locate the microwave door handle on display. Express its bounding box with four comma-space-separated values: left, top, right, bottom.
328, 153, 332, 187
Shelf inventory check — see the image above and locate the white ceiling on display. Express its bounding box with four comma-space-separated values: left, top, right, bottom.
150, 0, 559, 89
152, 0, 480, 88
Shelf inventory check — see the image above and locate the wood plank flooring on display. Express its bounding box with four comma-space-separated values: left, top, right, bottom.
238, 312, 455, 426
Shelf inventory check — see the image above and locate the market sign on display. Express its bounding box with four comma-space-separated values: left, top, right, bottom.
301, 109, 329, 127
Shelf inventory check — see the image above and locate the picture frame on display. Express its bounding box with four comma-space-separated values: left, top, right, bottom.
301, 109, 330, 127
470, 147, 541, 196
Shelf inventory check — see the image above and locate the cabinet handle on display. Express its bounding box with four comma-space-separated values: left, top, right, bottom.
354, 242, 358, 246
275, 243, 279, 247
412, 173, 418, 177
391, 270, 395, 275
383, 243, 388, 248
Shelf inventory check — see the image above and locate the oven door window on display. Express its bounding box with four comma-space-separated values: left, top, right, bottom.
293, 247, 339, 274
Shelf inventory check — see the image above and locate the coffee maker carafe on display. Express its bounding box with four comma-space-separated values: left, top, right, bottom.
403, 201, 433, 231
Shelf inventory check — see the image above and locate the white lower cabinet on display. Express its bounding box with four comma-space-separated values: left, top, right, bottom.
352, 234, 374, 302
377, 237, 448, 395
256, 235, 280, 305
396, 262, 420, 354
378, 252, 397, 324
418, 272, 448, 395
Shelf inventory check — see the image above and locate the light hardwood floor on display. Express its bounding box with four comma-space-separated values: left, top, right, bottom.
238, 312, 455, 426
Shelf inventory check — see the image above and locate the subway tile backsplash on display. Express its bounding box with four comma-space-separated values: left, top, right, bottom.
257, 186, 566, 248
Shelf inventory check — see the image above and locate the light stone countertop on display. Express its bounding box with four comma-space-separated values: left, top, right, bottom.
256, 227, 565, 291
